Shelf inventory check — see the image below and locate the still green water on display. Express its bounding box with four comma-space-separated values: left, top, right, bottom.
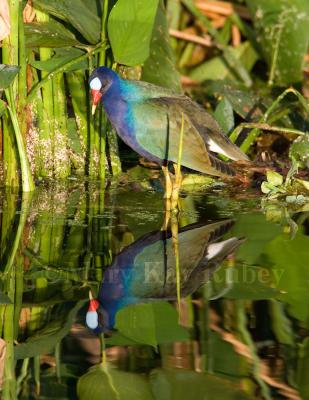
0, 176, 308, 399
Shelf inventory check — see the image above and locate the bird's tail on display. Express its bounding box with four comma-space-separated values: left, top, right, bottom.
209, 154, 236, 177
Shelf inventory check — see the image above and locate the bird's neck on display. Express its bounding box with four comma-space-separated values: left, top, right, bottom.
101, 80, 135, 135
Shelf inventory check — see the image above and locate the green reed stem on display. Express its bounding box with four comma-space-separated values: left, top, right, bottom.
33, 356, 41, 395
53, 73, 70, 178
237, 300, 272, 400
89, 56, 99, 178
35, 10, 55, 178
2, 271, 16, 399
3, 192, 32, 274
18, 3, 27, 126
232, 88, 309, 153
5, 90, 35, 191
66, 71, 88, 175
16, 358, 30, 396
2, 0, 19, 187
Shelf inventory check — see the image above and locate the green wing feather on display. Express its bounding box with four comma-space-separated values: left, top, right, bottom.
131, 97, 240, 176
126, 80, 248, 162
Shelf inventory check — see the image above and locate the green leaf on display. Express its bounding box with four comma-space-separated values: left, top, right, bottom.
0, 99, 7, 117
150, 368, 252, 400
245, 0, 309, 84
142, 0, 182, 92
212, 265, 279, 300
14, 301, 84, 359
32, 0, 100, 44
298, 338, 309, 400
77, 364, 155, 400
25, 20, 81, 48
0, 292, 12, 304
261, 181, 274, 194
108, 0, 160, 66
290, 136, 309, 168
189, 41, 258, 83
229, 213, 282, 264
115, 302, 189, 348
0, 64, 20, 89
214, 97, 234, 134
31, 48, 86, 72
264, 232, 309, 327
266, 170, 283, 186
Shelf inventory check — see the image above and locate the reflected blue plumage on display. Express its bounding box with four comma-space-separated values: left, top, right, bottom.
86, 220, 244, 332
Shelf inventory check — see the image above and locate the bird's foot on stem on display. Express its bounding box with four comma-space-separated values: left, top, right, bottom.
171, 163, 182, 211
162, 165, 173, 200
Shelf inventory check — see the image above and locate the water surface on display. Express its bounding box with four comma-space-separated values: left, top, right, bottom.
0, 177, 308, 399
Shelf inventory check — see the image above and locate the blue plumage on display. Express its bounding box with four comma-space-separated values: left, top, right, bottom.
89, 67, 249, 178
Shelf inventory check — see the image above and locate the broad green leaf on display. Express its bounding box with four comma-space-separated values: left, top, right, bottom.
0, 99, 7, 117
266, 170, 283, 186
229, 213, 282, 264
142, 0, 182, 92
25, 21, 81, 48
189, 41, 258, 83
77, 364, 154, 400
264, 232, 309, 327
245, 0, 309, 85
31, 48, 86, 72
0, 64, 20, 89
108, 0, 160, 66
14, 301, 84, 359
214, 97, 234, 134
211, 264, 279, 300
115, 302, 188, 348
32, 0, 100, 44
150, 368, 252, 400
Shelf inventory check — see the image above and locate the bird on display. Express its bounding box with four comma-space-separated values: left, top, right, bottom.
90, 67, 249, 208
85, 219, 244, 332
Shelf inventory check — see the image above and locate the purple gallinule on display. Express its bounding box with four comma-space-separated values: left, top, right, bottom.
90, 67, 249, 206
86, 219, 243, 332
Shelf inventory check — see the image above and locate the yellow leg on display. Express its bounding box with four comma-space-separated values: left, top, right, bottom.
162, 165, 173, 200
171, 163, 182, 211
161, 165, 172, 230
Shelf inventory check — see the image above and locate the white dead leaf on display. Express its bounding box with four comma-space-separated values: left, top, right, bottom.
0, 0, 10, 41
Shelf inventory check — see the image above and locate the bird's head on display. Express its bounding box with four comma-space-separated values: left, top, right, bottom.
89, 67, 119, 115
85, 291, 111, 333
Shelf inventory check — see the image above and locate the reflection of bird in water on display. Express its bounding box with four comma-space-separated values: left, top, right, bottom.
86, 220, 244, 332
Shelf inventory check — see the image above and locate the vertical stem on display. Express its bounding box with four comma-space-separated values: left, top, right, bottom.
18, 0, 27, 122
66, 71, 88, 175
6, 92, 35, 192
88, 56, 99, 178
2, 0, 19, 188
53, 73, 70, 178
35, 10, 54, 179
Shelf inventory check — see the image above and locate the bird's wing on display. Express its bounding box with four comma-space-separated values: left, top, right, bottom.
126, 81, 248, 161
162, 96, 249, 161
130, 97, 235, 177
